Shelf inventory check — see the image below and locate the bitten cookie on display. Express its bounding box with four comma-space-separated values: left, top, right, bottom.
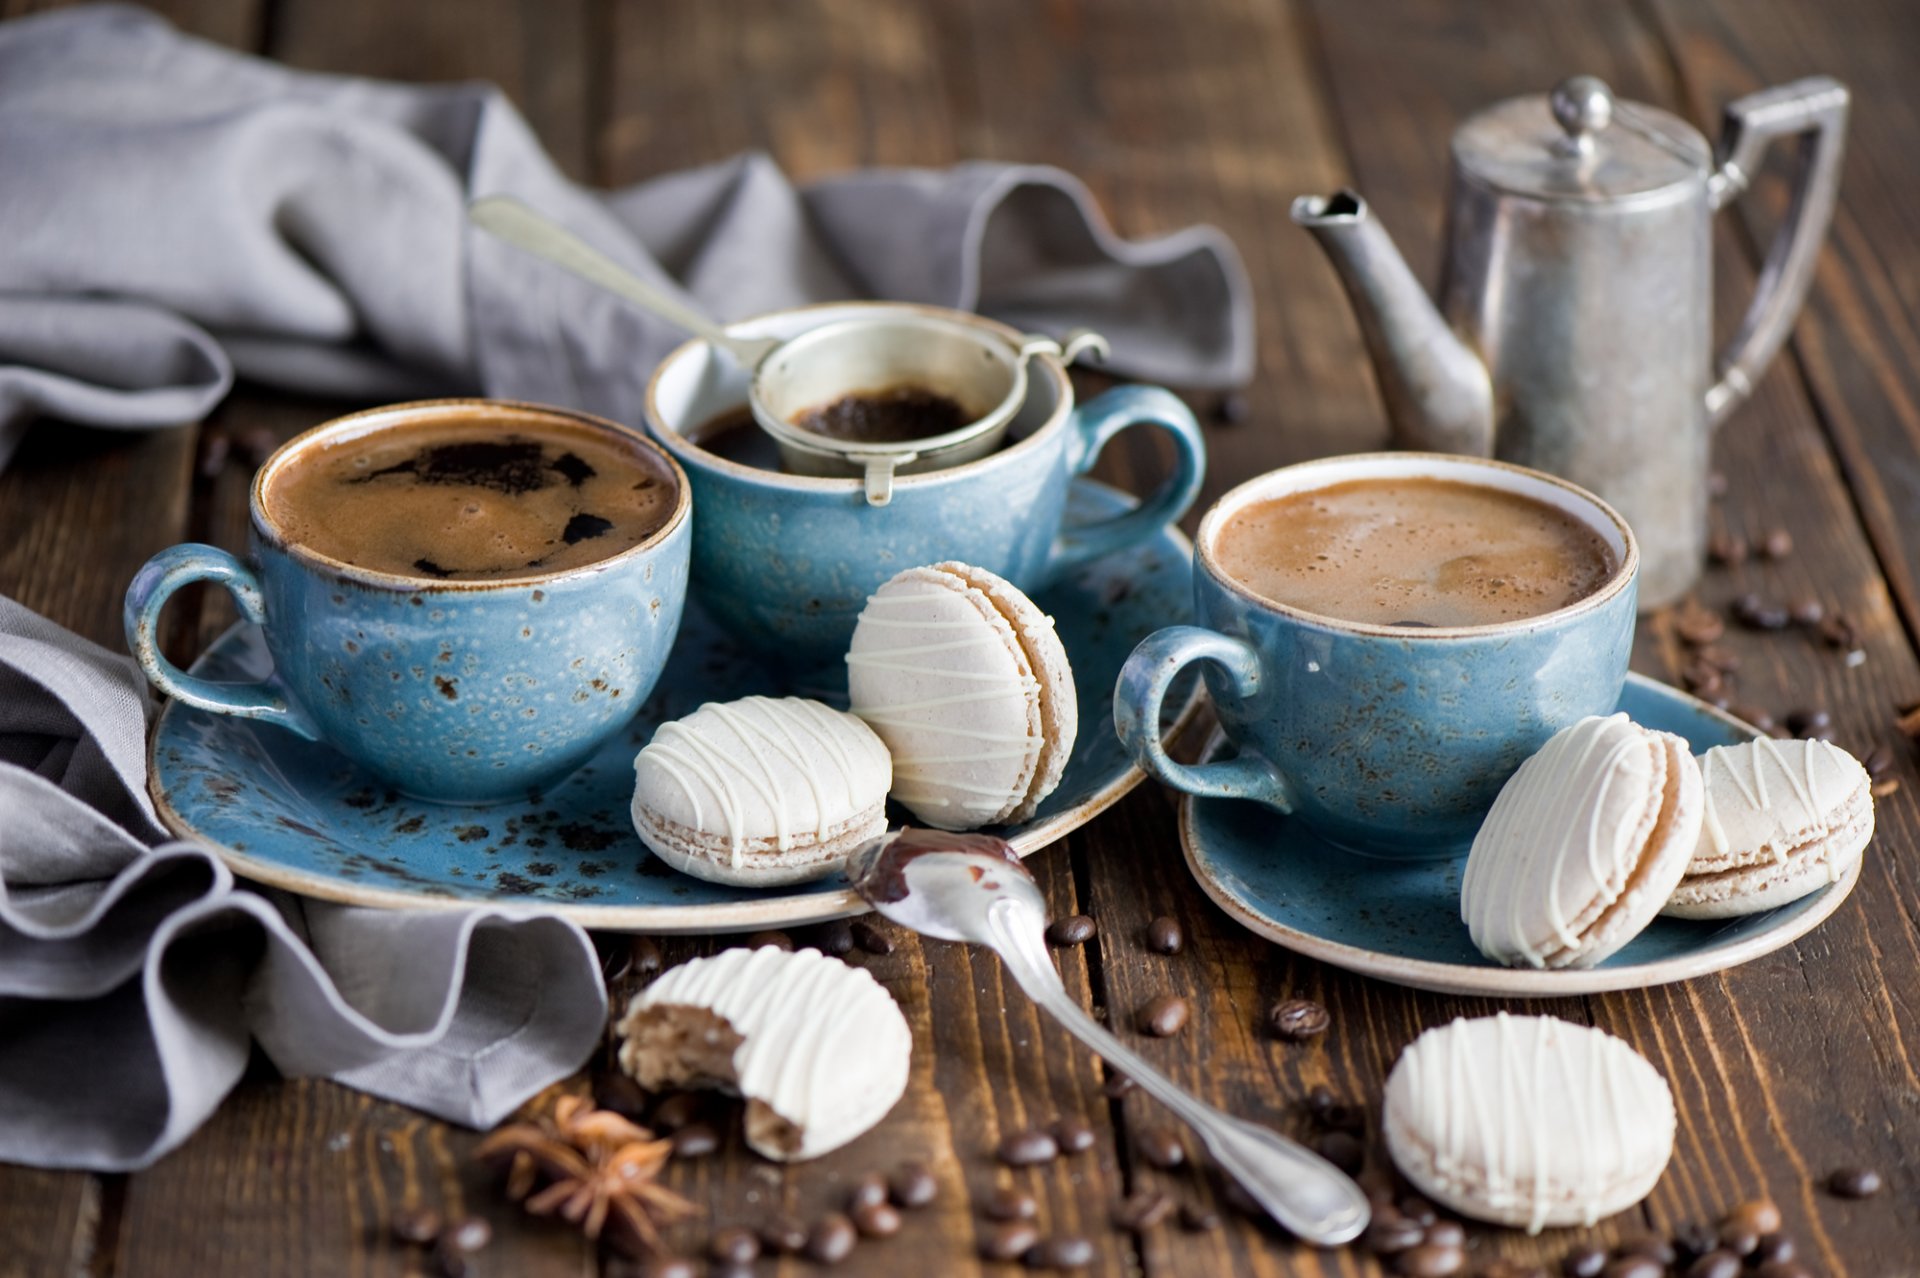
615, 946, 911, 1161
847, 562, 1077, 830
630, 695, 892, 887
1384, 1013, 1675, 1232
1662, 737, 1873, 919
1462, 713, 1702, 969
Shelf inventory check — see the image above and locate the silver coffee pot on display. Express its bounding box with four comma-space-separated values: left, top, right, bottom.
1294, 74, 1848, 608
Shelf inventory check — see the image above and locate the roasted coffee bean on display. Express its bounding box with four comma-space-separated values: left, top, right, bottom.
1051, 1116, 1096, 1154
1212, 392, 1250, 427
1219, 1178, 1261, 1217
1602, 1259, 1663, 1278
1113, 1188, 1175, 1230
1681, 660, 1724, 696
996, 1128, 1059, 1166
1790, 597, 1826, 626
847, 1172, 890, 1211
890, 1161, 938, 1209
1708, 533, 1748, 565
629, 935, 664, 977
650, 1090, 703, 1131
1136, 993, 1190, 1036
708, 1227, 760, 1264
1561, 1244, 1608, 1278
1716, 1227, 1759, 1258
1179, 1201, 1222, 1232
1683, 1250, 1741, 1278
1046, 914, 1097, 947
812, 918, 856, 956
1397, 1196, 1438, 1229
1734, 595, 1791, 631
1696, 645, 1740, 673
743, 929, 792, 951
1026, 1235, 1095, 1269
1763, 528, 1795, 559
980, 1221, 1040, 1261
1364, 1215, 1426, 1254
1753, 1263, 1814, 1278
851, 919, 895, 954
1614, 1236, 1672, 1265
1674, 601, 1726, 646
1312, 1129, 1364, 1175
670, 1121, 719, 1158
760, 1214, 810, 1253
1423, 1220, 1465, 1248
429, 1240, 471, 1278
441, 1216, 492, 1254
1146, 915, 1185, 954
1673, 1221, 1719, 1261
390, 1206, 443, 1245
1137, 1125, 1186, 1169
593, 1071, 649, 1121
1752, 1233, 1796, 1265
1828, 1165, 1883, 1198
985, 1187, 1038, 1221
806, 1213, 858, 1264
1786, 707, 1833, 739
1864, 743, 1896, 778
1305, 1083, 1339, 1119
852, 1201, 902, 1238
1394, 1242, 1464, 1276
1819, 612, 1861, 650
196, 430, 232, 479
1101, 1070, 1136, 1098
1267, 997, 1330, 1041
637, 1259, 696, 1278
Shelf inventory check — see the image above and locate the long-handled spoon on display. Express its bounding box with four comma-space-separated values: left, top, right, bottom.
846, 830, 1372, 1247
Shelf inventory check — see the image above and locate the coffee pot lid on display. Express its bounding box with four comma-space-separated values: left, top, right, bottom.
1452, 75, 1710, 201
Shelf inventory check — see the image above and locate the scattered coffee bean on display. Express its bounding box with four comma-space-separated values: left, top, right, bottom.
1364, 1215, 1426, 1254
1681, 660, 1724, 696
1752, 1233, 1796, 1266
1397, 1196, 1438, 1228
812, 918, 856, 956
1026, 1235, 1096, 1270
629, 935, 664, 977
1733, 594, 1791, 630
1695, 646, 1741, 675
1212, 392, 1249, 426
1827, 1165, 1883, 1198
1716, 1227, 1759, 1258
1267, 997, 1331, 1041
670, 1121, 719, 1158
441, 1216, 492, 1254
1101, 1070, 1136, 1098
638, 1259, 696, 1278
890, 1161, 938, 1209
1179, 1201, 1221, 1232
1561, 1244, 1608, 1278
1786, 707, 1833, 740
1313, 1129, 1364, 1175
761, 1214, 810, 1253
196, 430, 232, 479
1672, 1221, 1718, 1261
1137, 1125, 1186, 1169
1113, 1188, 1175, 1230
1424, 1220, 1465, 1249
1305, 1083, 1338, 1119
1046, 914, 1097, 947
1708, 532, 1748, 565
650, 1090, 703, 1131
847, 1172, 890, 1211
1864, 743, 1896, 778
1219, 1177, 1261, 1217
1762, 528, 1794, 559
806, 1213, 858, 1263
980, 1221, 1041, 1261
1602, 1258, 1663, 1278
996, 1128, 1059, 1166
1752, 1263, 1814, 1278
1683, 1250, 1741, 1278
708, 1227, 760, 1264
1395, 1242, 1465, 1276
592, 1071, 649, 1121
390, 1206, 443, 1245
1674, 601, 1726, 646
1873, 776, 1902, 798
984, 1187, 1038, 1221
1051, 1116, 1096, 1154
1789, 597, 1825, 626
1136, 993, 1190, 1037
1146, 915, 1185, 954
744, 929, 792, 951
851, 919, 894, 954
1614, 1236, 1672, 1265
852, 1201, 902, 1238
1820, 612, 1862, 650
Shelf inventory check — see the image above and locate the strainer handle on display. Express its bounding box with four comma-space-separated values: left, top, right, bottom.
1043, 386, 1205, 579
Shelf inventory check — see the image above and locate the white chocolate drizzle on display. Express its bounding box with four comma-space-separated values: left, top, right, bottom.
1698, 736, 1829, 861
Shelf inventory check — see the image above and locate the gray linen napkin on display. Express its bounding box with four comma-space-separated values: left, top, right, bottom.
0, 594, 608, 1170
0, 3, 1253, 471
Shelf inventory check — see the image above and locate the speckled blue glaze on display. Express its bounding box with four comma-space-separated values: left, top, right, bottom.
1116, 453, 1639, 858
645, 303, 1205, 674
126, 400, 692, 804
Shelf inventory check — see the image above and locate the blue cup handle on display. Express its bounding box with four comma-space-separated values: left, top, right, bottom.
1045, 385, 1206, 578
124, 543, 319, 739
1114, 625, 1294, 811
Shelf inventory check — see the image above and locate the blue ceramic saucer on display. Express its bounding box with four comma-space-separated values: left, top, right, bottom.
1181, 674, 1863, 996
151, 480, 1198, 932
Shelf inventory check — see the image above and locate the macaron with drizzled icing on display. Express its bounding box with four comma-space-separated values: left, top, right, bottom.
1461, 713, 1702, 969
630, 695, 892, 887
1383, 1013, 1675, 1232
1662, 736, 1873, 919
847, 562, 1077, 830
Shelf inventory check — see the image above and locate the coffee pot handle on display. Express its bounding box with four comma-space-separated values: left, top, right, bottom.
1705, 76, 1850, 427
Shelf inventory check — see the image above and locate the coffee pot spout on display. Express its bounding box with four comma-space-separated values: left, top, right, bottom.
1291, 191, 1493, 457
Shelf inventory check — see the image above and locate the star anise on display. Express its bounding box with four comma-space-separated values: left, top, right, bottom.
475, 1097, 698, 1257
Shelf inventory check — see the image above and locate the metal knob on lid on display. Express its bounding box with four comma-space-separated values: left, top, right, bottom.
1550, 75, 1614, 155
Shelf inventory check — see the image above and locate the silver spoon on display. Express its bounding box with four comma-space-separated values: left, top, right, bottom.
847, 831, 1372, 1247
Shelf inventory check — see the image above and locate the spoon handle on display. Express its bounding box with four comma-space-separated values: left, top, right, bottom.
987, 905, 1371, 1246
467, 196, 777, 369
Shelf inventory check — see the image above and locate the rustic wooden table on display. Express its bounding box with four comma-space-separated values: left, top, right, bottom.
4, 0, 1917, 1274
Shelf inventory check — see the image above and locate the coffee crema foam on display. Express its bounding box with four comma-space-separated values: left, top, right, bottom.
265, 418, 676, 581
1212, 476, 1618, 628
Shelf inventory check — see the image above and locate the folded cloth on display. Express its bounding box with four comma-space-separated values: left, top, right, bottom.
0, 4, 1253, 471
0, 594, 608, 1171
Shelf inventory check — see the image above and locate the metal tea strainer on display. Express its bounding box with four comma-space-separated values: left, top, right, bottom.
469, 195, 1109, 505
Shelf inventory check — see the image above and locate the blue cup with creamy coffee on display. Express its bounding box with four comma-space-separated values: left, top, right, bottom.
1115, 453, 1639, 858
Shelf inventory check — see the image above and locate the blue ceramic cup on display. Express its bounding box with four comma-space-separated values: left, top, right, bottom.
1115, 453, 1638, 858
645, 303, 1206, 674
124, 399, 692, 804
